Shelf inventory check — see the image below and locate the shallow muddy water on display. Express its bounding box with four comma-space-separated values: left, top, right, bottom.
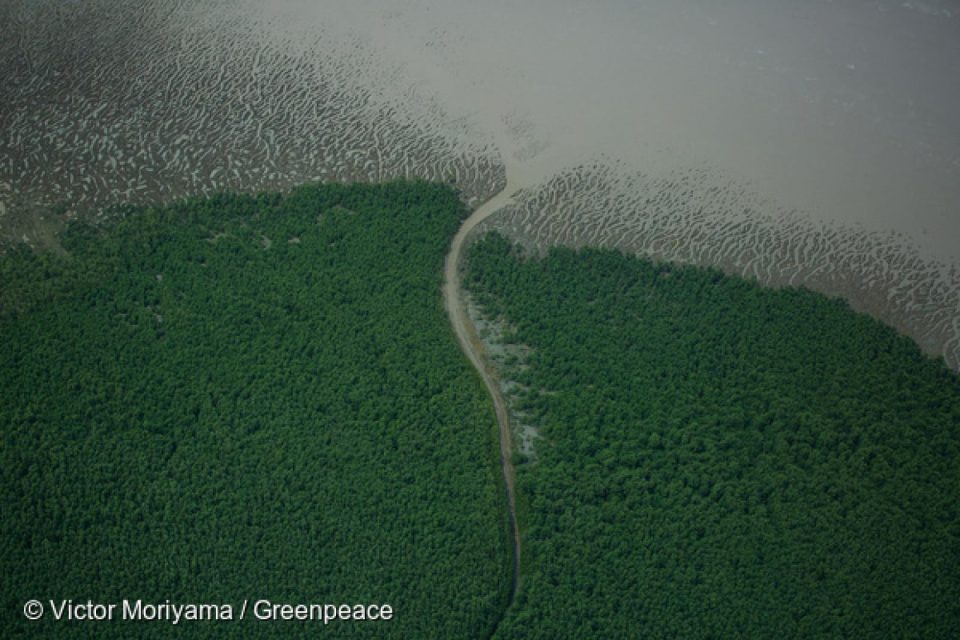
2, 0, 958, 365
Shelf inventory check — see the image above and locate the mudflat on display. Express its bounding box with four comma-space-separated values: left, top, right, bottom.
2, 0, 958, 365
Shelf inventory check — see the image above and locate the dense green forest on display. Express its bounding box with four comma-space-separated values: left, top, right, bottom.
466, 233, 960, 639
5, 180, 960, 639
0, 182, 511, 638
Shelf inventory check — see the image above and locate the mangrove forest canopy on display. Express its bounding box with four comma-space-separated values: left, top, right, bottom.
466, 233, 960, 639
1, 182, 510, 639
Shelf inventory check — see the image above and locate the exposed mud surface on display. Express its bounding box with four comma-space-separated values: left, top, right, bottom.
0, 0, 504, 249
475, 159, 960, 369
2, 0, 958, 369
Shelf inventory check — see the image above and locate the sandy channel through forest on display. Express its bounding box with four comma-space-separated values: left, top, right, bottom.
443, 172, 522, 618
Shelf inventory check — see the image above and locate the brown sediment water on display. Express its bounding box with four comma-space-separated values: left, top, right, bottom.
2, 0, 958, 368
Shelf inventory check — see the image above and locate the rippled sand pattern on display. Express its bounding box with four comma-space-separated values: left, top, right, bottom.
0, 0, 504, 248
477, 160, 960, 370
2, 0, 958, 371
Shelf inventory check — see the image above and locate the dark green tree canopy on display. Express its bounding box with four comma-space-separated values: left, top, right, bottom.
467, 232, 960, 639
1, 182, 510, 639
